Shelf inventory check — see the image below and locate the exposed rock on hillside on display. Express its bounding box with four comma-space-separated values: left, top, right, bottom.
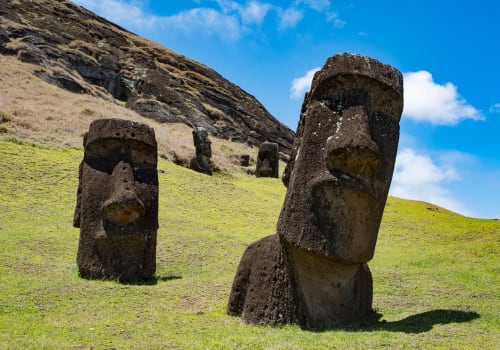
0, 0, 294, 155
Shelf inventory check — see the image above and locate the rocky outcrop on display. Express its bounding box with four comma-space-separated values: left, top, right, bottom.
0, 0, 294, 154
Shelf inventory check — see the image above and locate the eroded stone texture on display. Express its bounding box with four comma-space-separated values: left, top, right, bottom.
190, 127, 212, 175
255, 142, 279, 178
228, 53, 403, 328
73, 118, 158, 281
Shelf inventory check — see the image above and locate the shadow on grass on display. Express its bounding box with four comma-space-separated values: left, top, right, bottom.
359, 309, 480, 333
118, 274, 182, 286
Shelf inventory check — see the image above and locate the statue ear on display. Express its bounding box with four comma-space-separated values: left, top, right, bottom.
73, 161, 83, 228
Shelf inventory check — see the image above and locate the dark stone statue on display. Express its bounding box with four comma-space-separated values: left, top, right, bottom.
190, 126, 212, 175
73, 118, 159, 281
228, 53, 403, 328
255, 142, 279, 178
240, 154, 250, 167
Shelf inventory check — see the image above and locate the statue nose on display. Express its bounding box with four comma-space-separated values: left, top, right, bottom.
325, 106, 380, 178
102, 161, 145, 225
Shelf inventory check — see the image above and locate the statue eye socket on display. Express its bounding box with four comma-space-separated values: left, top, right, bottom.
84, 151, 122, 173
133, 165, 157, 184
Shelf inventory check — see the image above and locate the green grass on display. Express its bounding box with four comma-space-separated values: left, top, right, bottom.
0, 140, 498, 349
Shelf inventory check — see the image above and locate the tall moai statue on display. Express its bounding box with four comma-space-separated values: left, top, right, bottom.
227, 53, 403, 328
256, 142, 279, 178
73, 119, 159, 281
190, 126, 213, 175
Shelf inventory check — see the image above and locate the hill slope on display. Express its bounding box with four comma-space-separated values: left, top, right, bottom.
0, 54, 287, 174
0, 0, 294, 154
0, 140, 498, 349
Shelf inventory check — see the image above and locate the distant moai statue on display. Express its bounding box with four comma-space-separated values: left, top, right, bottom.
255, 142, 279, 178
73, 118, 159, 281
240, 154, 250, 167
190, 126, 212, 175
227, 53, 403, 328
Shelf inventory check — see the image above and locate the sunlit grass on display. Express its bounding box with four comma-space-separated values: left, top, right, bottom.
0, 140, 498, 349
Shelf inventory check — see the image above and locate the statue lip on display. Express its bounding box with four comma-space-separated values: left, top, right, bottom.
101, 219, 151, 237
327, 169, 376, 197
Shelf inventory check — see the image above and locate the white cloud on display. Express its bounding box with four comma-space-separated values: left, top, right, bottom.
215, 0, 272, 24
74, 0, 242, 40
296, 0, 331, 11
239, 1, 272, 24
74, 0, 343, 39
73, 0, 158, 28
278, 7, 304, 30
163, 8, 241, 40
390, 148, 470, 215
403, 71, 483, 125
489, 103, 500, 114
289, 67, 320, 99
327, 11, 346, 28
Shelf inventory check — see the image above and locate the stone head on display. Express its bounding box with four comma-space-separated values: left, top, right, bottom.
278, 53, 403, 264
192, 127, 212, 158
74, 118, 158, 280
256, 142, 279, 178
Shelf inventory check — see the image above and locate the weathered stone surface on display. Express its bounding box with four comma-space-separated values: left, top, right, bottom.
73, 118, 158, 281
255, 142, 279, 178
228, 53, 403, 328
0, 0, 295, 154
227, 234, 298, 325
190, 127, 212, 175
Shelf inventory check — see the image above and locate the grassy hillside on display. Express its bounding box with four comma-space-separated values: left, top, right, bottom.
0, 55, 274, 175
0, 139, 498, 349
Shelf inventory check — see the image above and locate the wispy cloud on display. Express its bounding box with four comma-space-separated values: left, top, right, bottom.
74, 0, 243, 40
289, 67, 320, 99
295, 0, 331, 11
239, 1, 272, 24
390, 148, 470, 215
73, 0, 158, 28
403, 71, 483, 125
489, 102, 500, 114
163, 8, 241, 40
215, 0, 272, 24
278, 7, 304, 30
73, 0, 344, 39
327, 11, 346, 28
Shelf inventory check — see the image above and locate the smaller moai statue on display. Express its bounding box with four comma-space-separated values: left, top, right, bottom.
73, 118, 158, 281
190, 127, 212, 175
255, 142, 279, 178
240, 154, 250, 167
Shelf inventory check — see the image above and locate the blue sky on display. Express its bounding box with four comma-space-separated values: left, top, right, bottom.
72, 0, 499, 218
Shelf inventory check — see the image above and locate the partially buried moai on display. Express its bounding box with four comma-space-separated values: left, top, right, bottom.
190, 126, 212, 175
255, 142, 279, 178
227, 53, 403, 328
73, 118, 159, 281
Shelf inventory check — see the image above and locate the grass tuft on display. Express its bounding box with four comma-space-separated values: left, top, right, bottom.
0, 111, 12, 123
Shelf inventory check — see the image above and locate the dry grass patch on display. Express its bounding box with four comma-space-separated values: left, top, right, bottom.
0, 55, 260, 175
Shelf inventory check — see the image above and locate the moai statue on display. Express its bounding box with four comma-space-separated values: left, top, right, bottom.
227, 53, 403, 328
240, 154, 250, 167
73, 118, 159, 281
190, 127, 212, 175
255, 142, 279, 178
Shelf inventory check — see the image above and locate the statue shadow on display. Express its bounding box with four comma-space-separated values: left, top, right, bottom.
307, 309, 479, 334
118, 274, 182, 286
358, 309, 480, 334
